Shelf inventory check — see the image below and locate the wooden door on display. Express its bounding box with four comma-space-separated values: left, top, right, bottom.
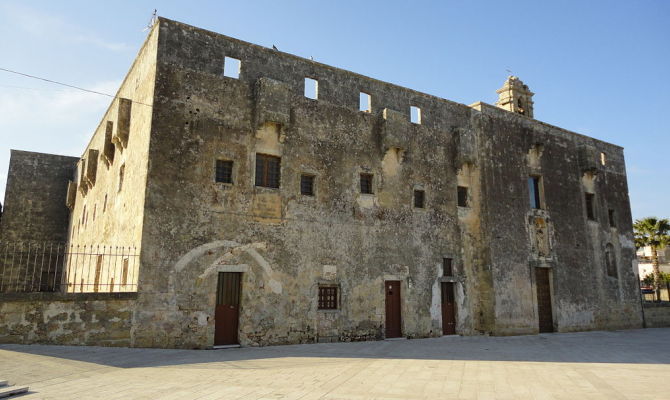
441, 282, 456, 335
214, 272, 241, 345
385, 281, 402, 338
535, 268, 554, 333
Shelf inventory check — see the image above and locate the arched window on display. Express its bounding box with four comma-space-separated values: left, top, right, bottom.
605, 243, 617, 278
517, 98, 526, 115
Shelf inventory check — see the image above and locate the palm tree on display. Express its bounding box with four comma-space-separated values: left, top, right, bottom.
634, 217, 670, 301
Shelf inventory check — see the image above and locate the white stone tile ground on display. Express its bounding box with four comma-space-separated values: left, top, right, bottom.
1, 328, 669, 399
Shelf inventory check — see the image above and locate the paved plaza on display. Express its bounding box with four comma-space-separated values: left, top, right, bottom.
1, 328, 669, 399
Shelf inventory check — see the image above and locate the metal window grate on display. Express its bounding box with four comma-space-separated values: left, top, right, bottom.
414, 189, 425, 208
215, 160, 233, 183
255, 154, 281, 188
360, 173, 373, 194
318, 286, 338, 310
300, 174, 315, 196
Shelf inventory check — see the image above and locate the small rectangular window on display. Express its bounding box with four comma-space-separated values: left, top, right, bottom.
585, 193, 596, 220
359, 92, 371, 112
318, 286, 338, 310
360, 173, 373, 194
457, 186, 468, 207
414, 189, 425, 208
600, 152, 607, 166
215, 160, 234, 184
443, 258, 453, 276
255, 154, 281, 188
300, 174, 315, 196
528, 176, 541, 209
608, 209, 616, 227
223, 56, 241, 79
304, 77, 318, 99
118, 164, 125, 192
410, 106, 422, 124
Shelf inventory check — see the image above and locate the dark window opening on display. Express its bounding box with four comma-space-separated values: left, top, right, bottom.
318, 286, 338, 310
585, 193, 596, 220
360, 173, 373, 194
255, 154, 281, 188
457, 186, 468, 207
215, 160, 233, 184
414, 189, 425, 208
608, 209, 616, 227
300, 174, 315, 196
443, 258, 453, 276
528, 176, 541, 209
605, 243, 617, 278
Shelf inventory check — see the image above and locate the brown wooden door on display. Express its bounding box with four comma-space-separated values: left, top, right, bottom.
385, 280, 402, 338
536, 268, 554, 333
214, 272, 241, 345
441, 282, 456, 335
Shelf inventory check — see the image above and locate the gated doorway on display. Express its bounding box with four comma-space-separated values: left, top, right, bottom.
385, 280, 402, 338
214, 272, 241, 346
441, 282, 456, 335
535, 268, 554, 333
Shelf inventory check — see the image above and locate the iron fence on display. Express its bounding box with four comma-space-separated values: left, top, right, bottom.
0, 242, 139, 293
640, 283, 670, 302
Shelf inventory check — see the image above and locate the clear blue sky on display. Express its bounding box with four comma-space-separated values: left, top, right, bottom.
1, 0, 668, 220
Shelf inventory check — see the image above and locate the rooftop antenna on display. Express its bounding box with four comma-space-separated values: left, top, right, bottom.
505, 67, 513, 76
143, 9, 158, 32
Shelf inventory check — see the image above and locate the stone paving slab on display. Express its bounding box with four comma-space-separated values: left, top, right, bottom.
1, 328, 669, 399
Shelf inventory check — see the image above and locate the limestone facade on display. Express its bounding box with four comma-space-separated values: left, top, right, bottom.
0, 18, 643, 348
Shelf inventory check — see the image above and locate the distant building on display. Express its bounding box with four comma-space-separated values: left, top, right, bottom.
0, 18, 643, 348
637, 246, 670, 280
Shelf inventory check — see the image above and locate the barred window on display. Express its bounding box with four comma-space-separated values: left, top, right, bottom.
255, 154, 281, 188
360, 173, 373, 194
318, 286, 338, 310
300, 174, 315, 196
215, 160, 233, 184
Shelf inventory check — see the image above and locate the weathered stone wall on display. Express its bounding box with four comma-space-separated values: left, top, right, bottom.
0, 292, 136, 346
63, 23, 159, 292
472, 103, 643, 334
131, 18, 489, 348
643, 303, 670, 328
0, 150, 77, 242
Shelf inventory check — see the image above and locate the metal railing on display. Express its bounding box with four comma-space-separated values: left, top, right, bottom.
0, 242, 139, 293
640, 284, 670, 302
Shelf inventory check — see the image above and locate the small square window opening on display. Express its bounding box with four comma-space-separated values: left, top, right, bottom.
359, 92, 371, 112
457, 186, 468, 207
585, 193, 596, 220
304, 77, 318, 99
215, 160, 233, 184
223, 57, 241, 79
300, 174, 315, 196
360, 173, 373, 194
410, 106, 422, 124
414, 189, 425, 208
318, 286, 338, 310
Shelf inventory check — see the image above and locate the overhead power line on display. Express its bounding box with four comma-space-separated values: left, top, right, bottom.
0, 67, 152, 107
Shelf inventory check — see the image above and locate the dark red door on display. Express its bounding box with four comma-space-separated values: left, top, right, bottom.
214, 272, 241, 345
536, 268, 554, 333
385, 281, 402, 338
441, 282, 456, 335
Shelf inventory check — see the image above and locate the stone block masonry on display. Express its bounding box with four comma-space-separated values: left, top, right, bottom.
0, 292, 136, 346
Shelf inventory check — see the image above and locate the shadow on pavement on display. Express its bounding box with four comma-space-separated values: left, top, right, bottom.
1, 328, 669, 369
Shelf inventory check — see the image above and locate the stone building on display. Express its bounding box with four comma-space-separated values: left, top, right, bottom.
0, 18, 643, 348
